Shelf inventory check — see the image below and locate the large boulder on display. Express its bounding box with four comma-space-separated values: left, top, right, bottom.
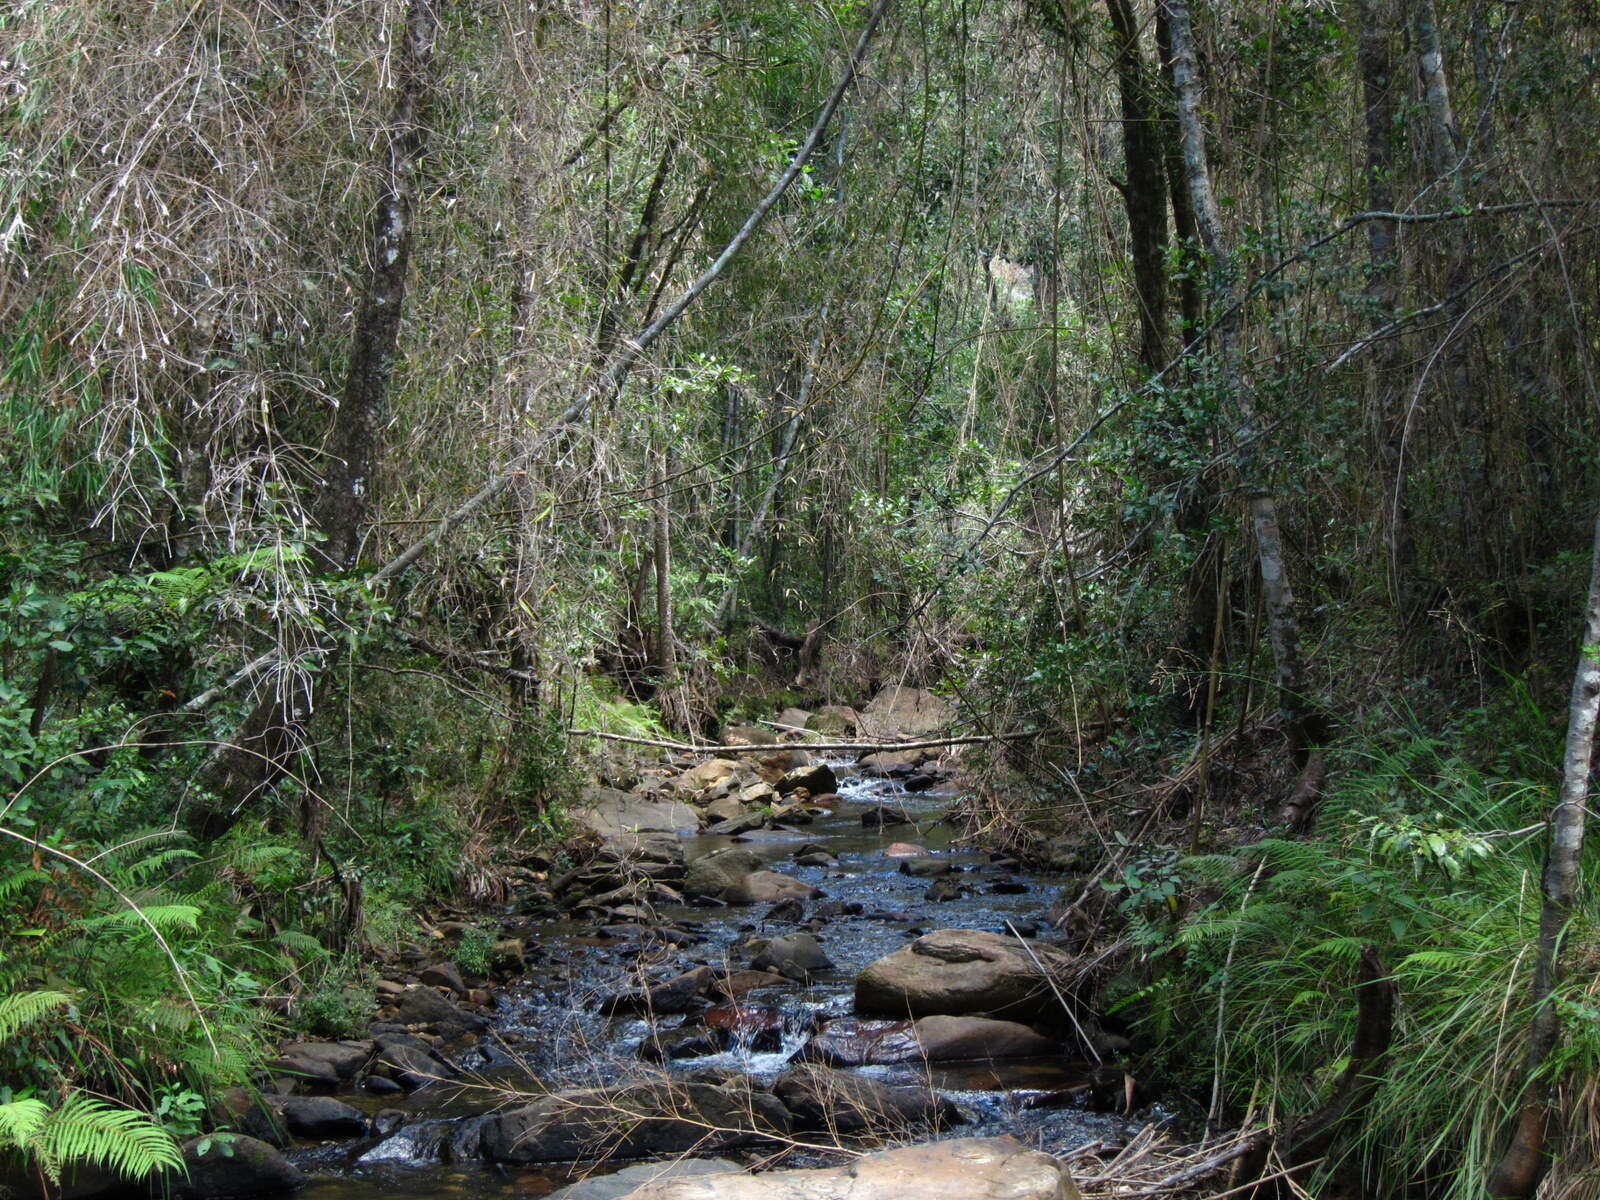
749, 932, 833, 982
808, 705, 858, 737
854, 929, 1082, 1024
478, 1080, 790, 1164
776, 763, 836, 797
271, 1096, 369, 1140
801, 1015, 1058, 1066
858, 685, 955, 739
159, 1135, 305, 1199
575, 787, 698, 837
771, 1064, 962, 1134
273, 1041, 371, 1081
612, 1137, 1078, 1200
685, 847, 765, 899
676, 759, 749, 792
753, 748, 811, 785
548, 1159, 742, 1200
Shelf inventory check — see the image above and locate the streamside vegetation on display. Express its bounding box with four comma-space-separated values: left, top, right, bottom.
1, 0, 1597, 1196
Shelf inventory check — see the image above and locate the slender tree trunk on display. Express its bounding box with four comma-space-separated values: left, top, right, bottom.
1359, 0, 1413, 619
653, 445, 676, 685
316, 0, 438, 571
1105, 0, 1169, 373
1163, 0, 1311, 757
198, 0, 438, 829
1489, 507, 1600, 1197
1155, 5, 1204, 342
1413, 0, 1460, 189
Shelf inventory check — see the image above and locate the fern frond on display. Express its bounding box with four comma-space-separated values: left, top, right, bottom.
0, 990, 72, 1042
35, 1094, 182, 1182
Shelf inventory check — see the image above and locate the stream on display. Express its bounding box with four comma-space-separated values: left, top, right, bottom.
291, 762, 1148, 1199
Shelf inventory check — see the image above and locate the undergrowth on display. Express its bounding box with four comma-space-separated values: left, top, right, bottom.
1115, 689, 1593, 1198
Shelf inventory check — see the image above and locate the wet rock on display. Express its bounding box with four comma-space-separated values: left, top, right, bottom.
883, 842, 926, 857
806, 792, 843, 808
373, 1038, 456, 1091
800, 1015, 1055, 1066
776, 762, 836, 796
478, 1080, 790, 1163
858, 685, 955, 739
490, 938, 526, 973
547, 1158, 743, 1200
272, 1096, 369, 1140
707, 970, 794, 999
749, 932, 833, 982
898, 857, 952, 877
611, 1136, 1077, 1200
363, 1075, 403, 1096
988, 878, 1029, 895
903, 773, 937, 792
575, 787, 698, 837
763, 897, 805, 924
701, 1004, 790, 1052
793, 1017, 915, 1067
739, 782, 780, 806
677, 758, 749, 791
772, 1063, 962, 1134
638, 1024, 730, 1062
264, 1055, 338, 1090
157, 1135, 305, 1199
703, 813, 766, 837
854, 928, 1083, 1024
393, 984, 486, 1031
860, 804, 912, 828
418, 962, 467, 995
813, 899, 863, 919
599, 965, 715, 1016
793, 852, 834, 868
924, 878, 967, 902
754, 748, 811, 785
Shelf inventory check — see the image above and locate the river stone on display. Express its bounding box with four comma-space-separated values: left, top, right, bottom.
638, 1024, 730, 1062
158, 1135, 305, 1198
721, 725, 777, 747
750, 932, 833, 982
854, 928, 1081, 1023
726, 870, 821, 905
702, 794, 745, 824
600, 965, 715, 1015
754, 748, 811, 784
858, 685, 955, 738
274, 1041, 371, 1080
857, 750, 920, 778
776, 762, 836, 796
924, 878, 967, 902
419, 961, 467, 995
393, 984, 485, 1030
775, 707, 812, 733
898, 857, 952, 877
797, 1016, 1055, 1067
575, 787, 698, 837
685, 847, 765, 899
809, 705, 858, 736
860, 804, 912, 828
273, 1096, 369, 1140
548, 1159, 742, 1200
478, 1080, 790, 1163
374, 1040, 454, 1090
612, 1136, 1078, 1200
772, 1063, 962, 1134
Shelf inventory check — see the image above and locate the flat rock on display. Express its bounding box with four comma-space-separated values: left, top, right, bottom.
612, 1136, 1078, 1200
727, 870, 821, 905
548, 1158, 742, 1200
854, 928, 1083, 1023
576, 788, 698, 837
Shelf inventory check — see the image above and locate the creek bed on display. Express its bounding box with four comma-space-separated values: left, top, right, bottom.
294, 764, 1150, 1199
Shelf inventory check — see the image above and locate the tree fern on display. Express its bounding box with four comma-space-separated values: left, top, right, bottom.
14, 1093, 182, 1182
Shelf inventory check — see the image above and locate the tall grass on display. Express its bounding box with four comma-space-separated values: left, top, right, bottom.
1120, 692, 1600, 1197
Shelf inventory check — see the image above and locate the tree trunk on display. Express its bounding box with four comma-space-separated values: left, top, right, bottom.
316, 0, 438, 571
1163, 0, 1312, 758
1413, 0, 1460, 188
1488, 506, 1600, 1198
1105, 0, 1169, 373
653, 445, 677, 685
1154, 4, 1204, 342
198, 0, 438, 829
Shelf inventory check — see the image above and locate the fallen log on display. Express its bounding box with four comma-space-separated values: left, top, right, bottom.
565, 729, 1031, 755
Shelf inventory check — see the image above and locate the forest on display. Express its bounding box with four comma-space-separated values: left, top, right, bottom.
1, 0, 1597, 1197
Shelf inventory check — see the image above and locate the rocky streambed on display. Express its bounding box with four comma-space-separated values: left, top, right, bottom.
244, 709, 1154, 1200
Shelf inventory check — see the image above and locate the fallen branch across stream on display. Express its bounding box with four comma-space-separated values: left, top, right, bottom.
564, 729, 1032, 756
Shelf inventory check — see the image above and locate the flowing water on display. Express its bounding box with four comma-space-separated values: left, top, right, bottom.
295, 764, 1147, 1199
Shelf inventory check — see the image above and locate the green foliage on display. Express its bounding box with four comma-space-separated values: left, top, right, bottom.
0, 1093, 182, 1184
454, 926, 495, 977
1117, 698, 1583, 1197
